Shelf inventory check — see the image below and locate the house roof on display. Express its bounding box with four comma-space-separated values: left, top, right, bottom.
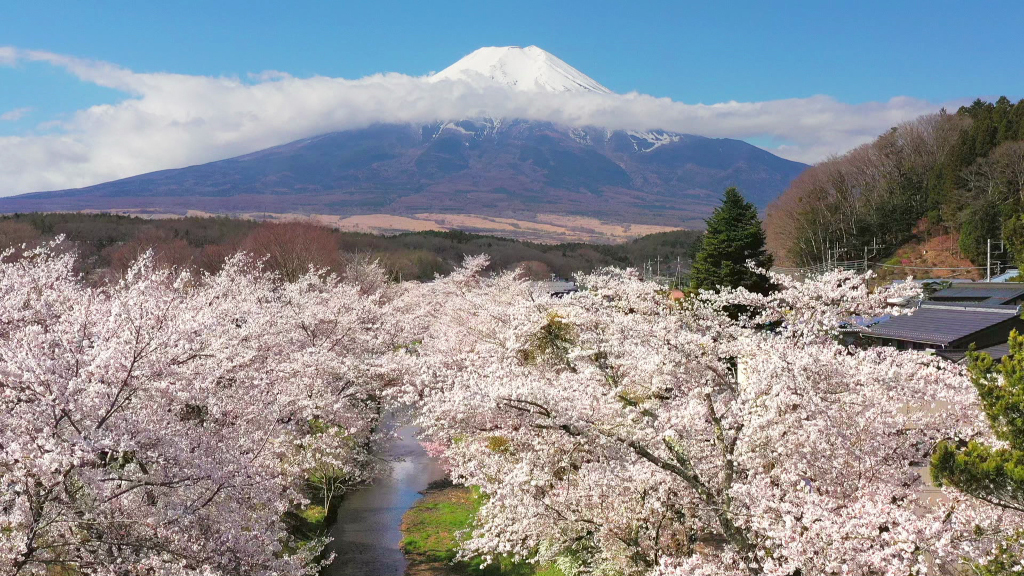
937, 341, 1013, 364
532, 280, 578, 295
979, 341, 1012, 359
929, 282, 1024, 305
992, 269, 1021, 283
924, 301, 1021, 312
860, 303, 1020, 346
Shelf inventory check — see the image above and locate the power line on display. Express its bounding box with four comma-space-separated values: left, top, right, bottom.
877, 263, 987, 271
782, 237, 1015, 277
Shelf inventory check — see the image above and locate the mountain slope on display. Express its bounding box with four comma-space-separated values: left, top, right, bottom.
0, 120, 807, 229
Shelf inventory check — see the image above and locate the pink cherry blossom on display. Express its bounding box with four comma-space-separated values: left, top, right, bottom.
406, 261, 1017, 575
2, 241, 1018, 576
0, 242, 415, 575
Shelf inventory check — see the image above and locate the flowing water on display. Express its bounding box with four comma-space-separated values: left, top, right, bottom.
322, 425, 445, 576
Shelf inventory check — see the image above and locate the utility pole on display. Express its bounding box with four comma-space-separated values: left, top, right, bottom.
987, 238, 992, 282
864, 246, 868, 271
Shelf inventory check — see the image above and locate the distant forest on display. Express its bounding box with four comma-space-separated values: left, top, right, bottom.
766, 97, 1024, 268
0, 213, 701, 282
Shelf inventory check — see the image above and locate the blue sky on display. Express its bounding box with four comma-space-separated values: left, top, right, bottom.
3, 0, 1022, 116
1, 0, 1022, 194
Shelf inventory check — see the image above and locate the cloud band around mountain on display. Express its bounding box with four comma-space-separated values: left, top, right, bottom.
0, 46, 959, 196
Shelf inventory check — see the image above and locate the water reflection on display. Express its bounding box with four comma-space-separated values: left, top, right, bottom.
322, 425, 445, 576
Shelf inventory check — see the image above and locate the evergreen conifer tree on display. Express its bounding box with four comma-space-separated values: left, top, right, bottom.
690, 187, 773, 293
932, 331, 1024, 574
932, 331, 1024, 513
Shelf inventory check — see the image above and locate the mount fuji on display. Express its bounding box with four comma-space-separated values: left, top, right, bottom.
0, 46, 807, 241
430, 45, 612, 94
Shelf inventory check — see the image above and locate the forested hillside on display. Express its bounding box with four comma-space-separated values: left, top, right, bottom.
0, 213, 700, 281
766, 97, 1024, 269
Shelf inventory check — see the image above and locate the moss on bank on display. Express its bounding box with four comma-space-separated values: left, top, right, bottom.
401, 483, 563, 576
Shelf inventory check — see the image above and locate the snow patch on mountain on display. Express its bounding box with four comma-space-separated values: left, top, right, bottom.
569, 128, 591, 145
440, 121, 475, 136
435, 118, 505, 139
626, 130, 683, 152
430, 46, 612, 94
424, 118, 688, 156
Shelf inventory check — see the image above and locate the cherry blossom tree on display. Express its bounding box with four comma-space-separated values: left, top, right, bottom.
407, 258, 1019, 576
0, 241, 411, 575
4, 238, 1021, 575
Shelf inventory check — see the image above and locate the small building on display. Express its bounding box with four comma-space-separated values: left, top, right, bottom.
860, 302, 1024, 353
991, 269, 1021, 283
926, 282, 1024, 306
936, 341, 1013, 364
976, 341, 1013, 361
532, 280, 578, 297
859, 283, 1024, 358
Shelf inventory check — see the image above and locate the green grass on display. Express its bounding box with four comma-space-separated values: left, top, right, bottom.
297, 504, 328, 525
401, 486, 564, 576
402, 495, 477, 562
884, 255, 903, 266
283, 503, 333, 557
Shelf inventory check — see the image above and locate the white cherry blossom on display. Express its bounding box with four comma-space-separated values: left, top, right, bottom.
0, 243, 413, 575
407, 262, 1015, 576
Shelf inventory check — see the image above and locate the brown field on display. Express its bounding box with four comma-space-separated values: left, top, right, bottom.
74, 209, 683, 244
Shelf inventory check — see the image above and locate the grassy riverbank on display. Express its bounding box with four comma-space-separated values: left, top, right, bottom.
401, 483, 563, 576
281, 503, 334, 559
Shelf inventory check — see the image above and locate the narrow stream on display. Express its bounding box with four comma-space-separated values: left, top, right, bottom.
322, 425, 445, 576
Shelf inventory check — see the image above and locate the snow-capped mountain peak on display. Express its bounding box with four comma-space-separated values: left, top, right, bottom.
430, 45, 612, 94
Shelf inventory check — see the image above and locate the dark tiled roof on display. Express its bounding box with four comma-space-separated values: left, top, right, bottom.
929, 282, 1024, 305
937, 342, 1013, 364
923, 302, 1020, 312
861, 305, 1019, 346
978, 342, 1012, 360
935, 349, 969, 363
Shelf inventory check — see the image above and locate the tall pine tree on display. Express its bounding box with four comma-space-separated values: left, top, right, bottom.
690, 187, 773, 294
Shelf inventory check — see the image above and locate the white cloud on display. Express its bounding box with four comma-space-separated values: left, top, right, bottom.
0, 47, 16, 66
0, 107, 32, 121
247, 70, 293, 82
0, 47, 961, 196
